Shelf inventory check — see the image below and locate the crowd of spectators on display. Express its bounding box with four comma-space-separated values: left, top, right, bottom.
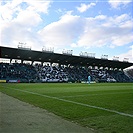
0, 63, 132, 83
0, 63, 37, 82
34, 64, 68, 82
64, 66, 89, 82
88, 69, 116, 82
108, 70, 133, 82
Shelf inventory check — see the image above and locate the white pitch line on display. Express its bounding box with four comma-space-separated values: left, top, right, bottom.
60, 92, 132, 98
4, 87, 133, 118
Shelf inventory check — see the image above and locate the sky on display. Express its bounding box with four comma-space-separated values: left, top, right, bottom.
0, 0, 133, 63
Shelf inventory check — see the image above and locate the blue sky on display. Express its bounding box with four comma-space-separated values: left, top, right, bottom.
0, 0, 133, 62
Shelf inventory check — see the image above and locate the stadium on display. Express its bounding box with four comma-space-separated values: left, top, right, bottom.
0, 46, 133, 83
0, 46, 133, 133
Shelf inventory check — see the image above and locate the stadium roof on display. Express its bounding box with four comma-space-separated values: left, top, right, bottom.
0, 46, 133, 70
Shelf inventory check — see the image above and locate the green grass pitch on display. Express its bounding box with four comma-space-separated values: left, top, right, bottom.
0, 83, 133, 133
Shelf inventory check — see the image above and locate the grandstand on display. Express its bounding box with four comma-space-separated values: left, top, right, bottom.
0, 46, 133, 83
124, 66, 133, 80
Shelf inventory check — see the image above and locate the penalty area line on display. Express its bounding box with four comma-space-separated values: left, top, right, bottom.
5, 87, 133, 118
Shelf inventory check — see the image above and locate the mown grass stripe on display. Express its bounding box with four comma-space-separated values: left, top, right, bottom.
6, 86, 133, 118
60, 92, 131, 98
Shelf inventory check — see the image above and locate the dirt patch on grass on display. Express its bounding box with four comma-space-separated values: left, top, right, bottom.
0, 92, 94, 133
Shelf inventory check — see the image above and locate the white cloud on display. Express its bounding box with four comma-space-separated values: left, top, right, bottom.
0, 0, 22, 21
1, 19, 44, 50
38, 12, 133, 51
0, 0, 51, 21
13, 9, 42, 26
117, 49, 133, 62
110, 34, 133, 48
0, 0, 52, 50
39, 11, 85, 48
77, 14, 133, 48
77, 3, 96, 13
108, 0, 131, 8
1, 0, 132, 60
26, 0, 51, 14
